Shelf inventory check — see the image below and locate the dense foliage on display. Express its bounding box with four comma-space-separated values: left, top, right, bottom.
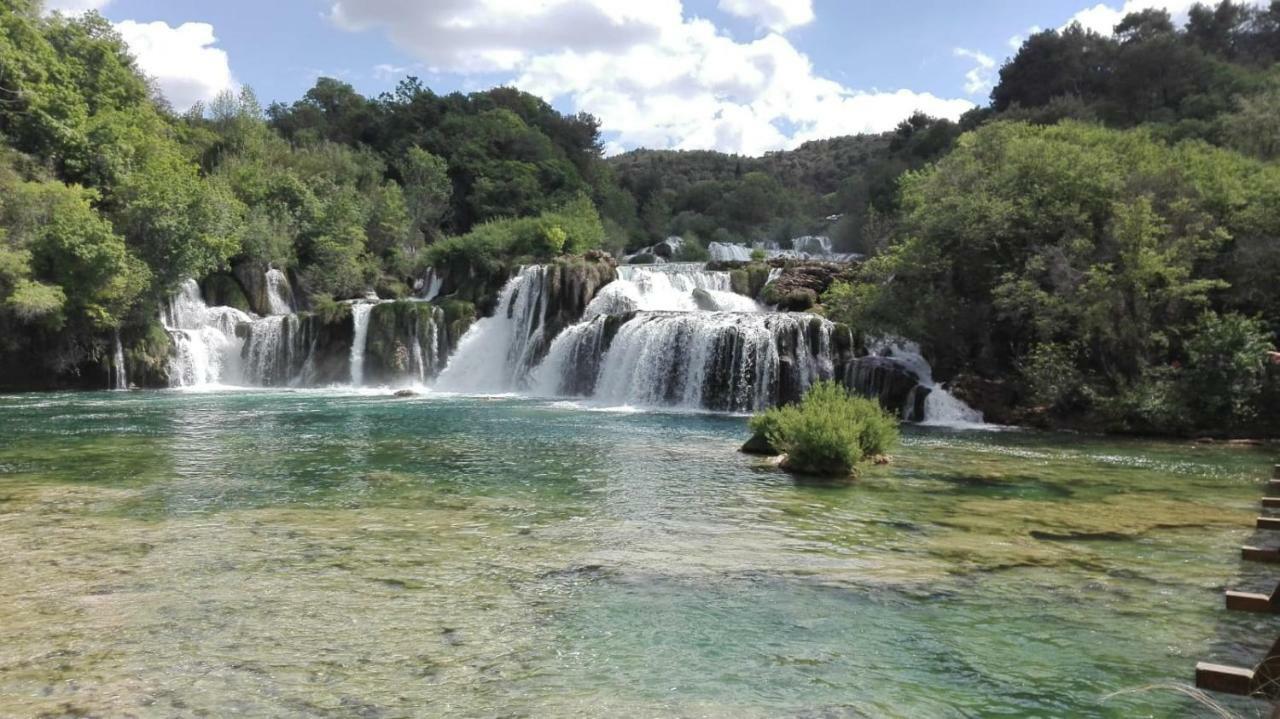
0, 0, 1277, 434
750, 381, 900, 477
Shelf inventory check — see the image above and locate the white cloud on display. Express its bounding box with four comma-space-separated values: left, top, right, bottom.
114, 20, 236, 111
329, 0, 676, 73
1007, 25, 1041, 50
328, 0, 971, 155
954, 48, 995, 96
716, 0, 814, 33
1064, 0, 1265, 34
42, 0, 111, 14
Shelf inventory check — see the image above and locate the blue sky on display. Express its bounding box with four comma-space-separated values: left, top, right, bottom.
48, 0, 1198, 154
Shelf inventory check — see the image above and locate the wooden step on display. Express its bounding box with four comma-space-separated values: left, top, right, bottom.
1242, 546, 1280, 563
1197, 635, 1280, 698
1226, 591, 1280, 613
1196, 662, 1256, 696
1258, 516, 1280, 530
1264, 497, 1280, 509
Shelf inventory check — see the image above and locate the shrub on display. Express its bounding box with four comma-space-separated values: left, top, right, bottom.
1019, 342, 1086, 413
749, 380, 900, 477
750, 248, 767, 262
1181, 311, 1274, 427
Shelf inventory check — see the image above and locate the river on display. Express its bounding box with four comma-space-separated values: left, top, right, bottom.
0, 388, 1274, 717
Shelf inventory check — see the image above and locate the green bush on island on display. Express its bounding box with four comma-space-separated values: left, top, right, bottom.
749, 381, 900, 477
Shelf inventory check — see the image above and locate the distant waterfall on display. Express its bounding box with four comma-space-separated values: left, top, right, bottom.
418, 268, 443, 302
434, 266, 552, 393
265, 268, 294, 315
349, 302, 375, 386
162, 279, 252, 387
586, 265, 760, 316
109, 332, 128, 391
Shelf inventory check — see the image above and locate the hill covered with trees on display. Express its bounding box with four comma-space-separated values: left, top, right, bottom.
0, 0, 1277, 435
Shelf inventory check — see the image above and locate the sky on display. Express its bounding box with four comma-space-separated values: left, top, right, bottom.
43, 0, 1234, 156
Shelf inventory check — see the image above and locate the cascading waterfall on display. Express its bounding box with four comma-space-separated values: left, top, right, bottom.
349, 302, 375, 386
109, 331, 128, 390
589, 312, 833, 412
265, 268, 294, 315
162, 279, 252, 387
418, 269, 443, 302
586, 264, 760, 317
863, 338, 984, 425
435, 266, 552, 393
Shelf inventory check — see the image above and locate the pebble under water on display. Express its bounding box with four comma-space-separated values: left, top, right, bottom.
0, 389, 1275, 717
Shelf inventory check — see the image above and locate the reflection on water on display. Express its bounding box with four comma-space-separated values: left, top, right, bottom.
0, 389, 1275, 717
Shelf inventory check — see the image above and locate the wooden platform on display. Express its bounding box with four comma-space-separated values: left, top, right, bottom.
1258, 516, 1280, 531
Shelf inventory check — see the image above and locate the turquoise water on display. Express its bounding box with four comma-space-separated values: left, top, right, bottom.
0, 389, 1275, 717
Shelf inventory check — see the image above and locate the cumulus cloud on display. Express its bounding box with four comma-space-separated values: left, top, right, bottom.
954, 48, 996, 96
41, 0, 111, 14
1064, 0, 1265, 34
716, 0, 815, 33
328, 0, 971, 155
114, 20, 236, 111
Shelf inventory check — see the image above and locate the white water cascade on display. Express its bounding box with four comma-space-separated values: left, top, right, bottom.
526, 262, 837, 411
109, 332, 128, 390
265, 268, 294, 315
162, 280, 252, 387
349, 302, 375, 386
434, 266, 553, 393
585, 264, 761, 317
866, 338, 984, 426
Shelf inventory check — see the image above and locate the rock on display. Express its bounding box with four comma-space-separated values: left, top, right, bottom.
761, 262, 849, 310
393, 389, 417, 398
628, 253, 657, 265
200, 273, 253, 313
844, 356, 925, 420
740, 431, 780, 455
950, 374, 1019, 425
691, 288, 720, 311
232, 261, 272, 316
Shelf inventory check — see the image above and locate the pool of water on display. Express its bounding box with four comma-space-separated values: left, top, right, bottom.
0, 389, 1275, 717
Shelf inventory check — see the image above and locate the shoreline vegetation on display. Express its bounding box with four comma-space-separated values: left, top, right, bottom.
1, 1, 1279, 437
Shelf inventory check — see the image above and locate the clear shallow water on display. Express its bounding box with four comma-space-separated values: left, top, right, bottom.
0, 390, 1276, 718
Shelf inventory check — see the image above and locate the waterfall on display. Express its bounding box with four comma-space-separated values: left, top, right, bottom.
265, 268, 294, 315
864, 338, 984, 425
534, 311, 834, 412
418, 269, 443, 302
349, 302, 375, 386
586, 264, 760, 317
162, 279, 252, 387
435, 266, 552, 393
109, 332, 128, 390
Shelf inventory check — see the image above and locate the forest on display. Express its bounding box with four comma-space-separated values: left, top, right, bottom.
1, 0, 1278, 434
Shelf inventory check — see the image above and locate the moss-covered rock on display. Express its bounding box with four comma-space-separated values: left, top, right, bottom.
200, 273, 252, 313
363, 301, 449, 384
123, 320, 172, 388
